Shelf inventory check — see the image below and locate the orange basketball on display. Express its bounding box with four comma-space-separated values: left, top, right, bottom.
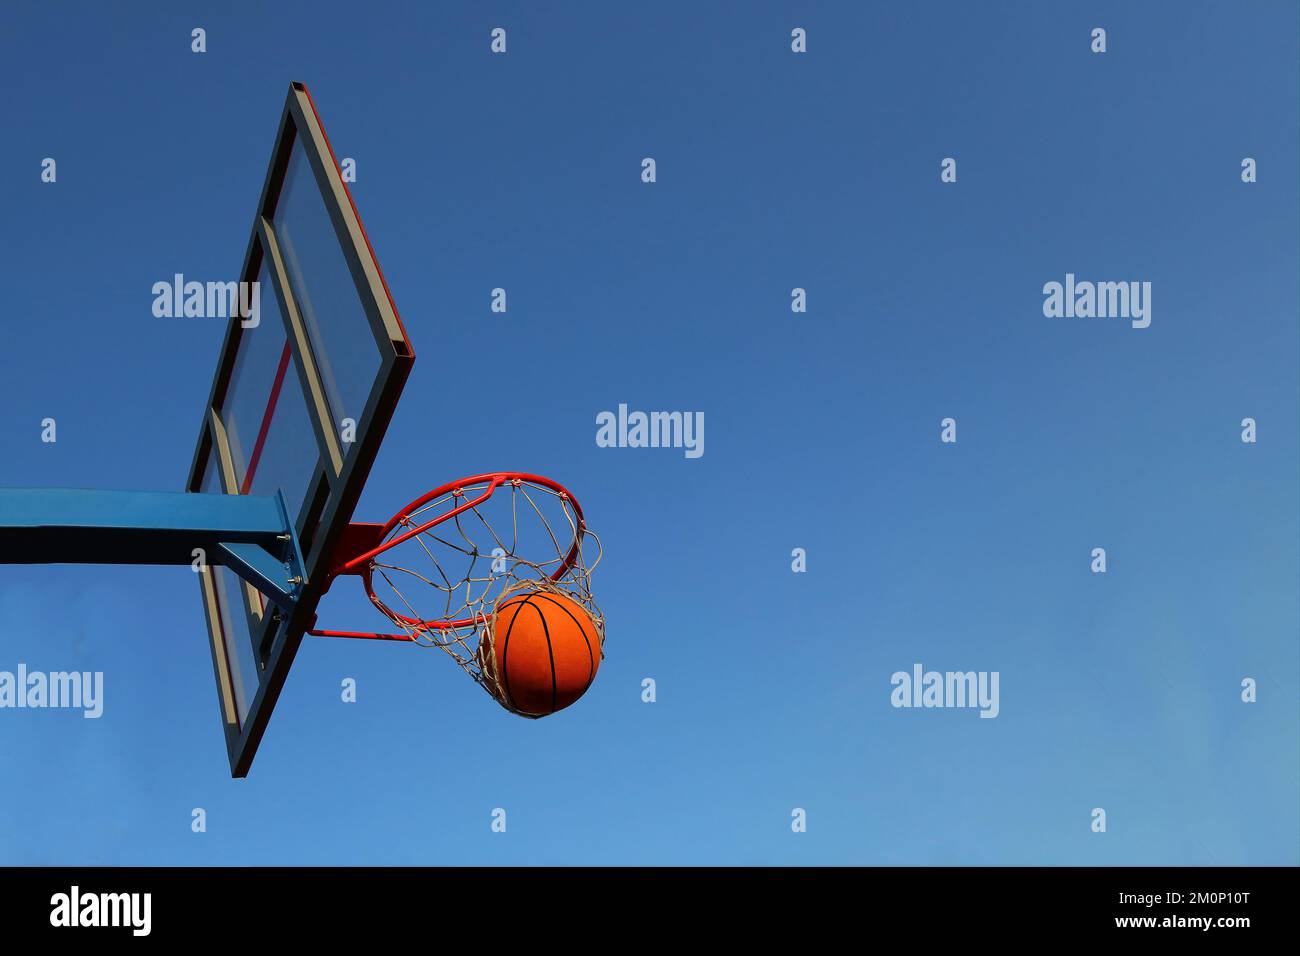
479, 590, 602, 717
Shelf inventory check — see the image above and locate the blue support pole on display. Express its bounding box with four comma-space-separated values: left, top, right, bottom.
0, 488, 304, 602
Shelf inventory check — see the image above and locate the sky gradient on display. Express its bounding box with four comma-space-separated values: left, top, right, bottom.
0, 0, 1296, 864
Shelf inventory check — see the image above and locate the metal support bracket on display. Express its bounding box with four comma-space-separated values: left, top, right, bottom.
214, 542, 300, 610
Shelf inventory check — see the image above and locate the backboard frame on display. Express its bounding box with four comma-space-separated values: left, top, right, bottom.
186, 82, 414, 777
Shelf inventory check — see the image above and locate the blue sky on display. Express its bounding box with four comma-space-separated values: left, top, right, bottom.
0, 0, 1296, 864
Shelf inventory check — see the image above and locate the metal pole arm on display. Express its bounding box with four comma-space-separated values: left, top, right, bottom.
0, 488, 305, 605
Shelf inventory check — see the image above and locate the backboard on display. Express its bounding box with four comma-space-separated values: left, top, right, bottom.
186, 83, 414, 777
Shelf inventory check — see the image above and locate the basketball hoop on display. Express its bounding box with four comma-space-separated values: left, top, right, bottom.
309, 472, 604, 703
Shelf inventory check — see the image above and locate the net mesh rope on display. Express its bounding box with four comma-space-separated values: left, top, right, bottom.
365, 477, 604, 699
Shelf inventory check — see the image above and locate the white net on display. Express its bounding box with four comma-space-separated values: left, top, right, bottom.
362, 475, 604, 697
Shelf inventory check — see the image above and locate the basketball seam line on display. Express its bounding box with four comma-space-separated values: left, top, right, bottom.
516, 591, 598, 689
496, 591, 598, 714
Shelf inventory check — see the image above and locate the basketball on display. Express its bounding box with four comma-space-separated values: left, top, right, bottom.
479, 590, 602, 717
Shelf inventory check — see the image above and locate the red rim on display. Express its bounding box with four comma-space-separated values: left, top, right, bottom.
351, 472, 588, 633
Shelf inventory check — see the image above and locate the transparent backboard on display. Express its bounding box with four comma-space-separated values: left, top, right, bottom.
187, 83, 413, 777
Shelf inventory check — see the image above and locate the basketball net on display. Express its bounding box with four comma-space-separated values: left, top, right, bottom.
357, 475, 604, 702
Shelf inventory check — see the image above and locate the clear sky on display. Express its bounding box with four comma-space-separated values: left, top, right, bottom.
0, 1, 1296, 865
